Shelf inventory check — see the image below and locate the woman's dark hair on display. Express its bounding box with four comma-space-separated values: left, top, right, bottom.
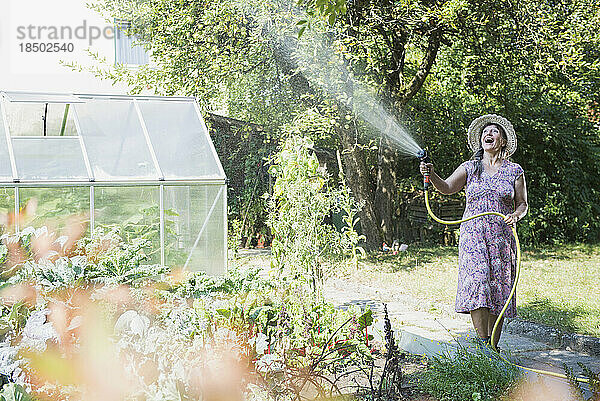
471, 123, 508, 178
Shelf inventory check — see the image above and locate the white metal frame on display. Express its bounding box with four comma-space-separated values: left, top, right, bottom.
159, 184, 165, 267
2, 91, 85, 104
89, 186, 95, 235
0, 179, 225, 187
0, 97, 19, 181
133, 99, 164, 180
14, 187, 19, 233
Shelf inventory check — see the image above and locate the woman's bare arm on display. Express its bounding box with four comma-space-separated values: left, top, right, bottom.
420, 162, 467, 195
504, 174, 528, 225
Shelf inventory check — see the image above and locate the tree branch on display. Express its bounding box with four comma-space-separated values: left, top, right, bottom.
398, 28, 443, 106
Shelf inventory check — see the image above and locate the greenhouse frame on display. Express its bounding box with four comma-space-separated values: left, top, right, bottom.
0, 91, 227, 275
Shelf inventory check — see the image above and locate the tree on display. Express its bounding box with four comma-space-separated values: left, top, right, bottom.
334, 0, 457, 245
84, 0, 600, 247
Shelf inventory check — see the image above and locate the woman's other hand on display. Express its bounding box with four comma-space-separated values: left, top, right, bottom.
504, 212, 519, 227
420, 162, 434, 177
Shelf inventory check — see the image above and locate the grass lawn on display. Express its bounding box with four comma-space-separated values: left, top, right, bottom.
347, 243, 600, 337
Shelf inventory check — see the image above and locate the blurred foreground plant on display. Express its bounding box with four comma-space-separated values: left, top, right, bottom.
0, 218, 376, 400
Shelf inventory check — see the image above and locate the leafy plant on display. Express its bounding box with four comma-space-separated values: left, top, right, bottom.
417, 345, 522, 401
267, 135, 364, 291
0, 303, 30, 340
228, 218, 244, 258
267, 135, 336, 290
77, 228, 168, 285
0, 383, 35, 401
335, 150, 366, 269
9, 257, 88, 291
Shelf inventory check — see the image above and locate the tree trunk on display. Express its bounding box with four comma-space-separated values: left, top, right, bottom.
336, 126, 381, 251
374, 136, 398, 243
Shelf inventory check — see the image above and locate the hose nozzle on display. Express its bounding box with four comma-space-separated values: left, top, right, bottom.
417, 149, 431, 191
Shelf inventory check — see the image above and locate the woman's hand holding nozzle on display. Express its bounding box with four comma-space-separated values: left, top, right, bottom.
420, 162, 434, 176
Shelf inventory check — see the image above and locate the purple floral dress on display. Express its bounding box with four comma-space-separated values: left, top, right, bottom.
456, 159, 524, 318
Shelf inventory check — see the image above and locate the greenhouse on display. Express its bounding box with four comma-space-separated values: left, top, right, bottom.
0, 91, 227, 275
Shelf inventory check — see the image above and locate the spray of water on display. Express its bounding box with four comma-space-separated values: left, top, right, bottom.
236, 1, 424, 157
291, 36, 423, 157
253, 7, 423, 157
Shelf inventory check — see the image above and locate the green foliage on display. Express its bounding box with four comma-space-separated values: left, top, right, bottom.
336, 151, 366, 267
405, 0, 600, 244
167, 266, 273, 299
296, 0, 348, 37
417, 346, 522, 401
97, 205, 184, 265
0, 384, 35, 401
228, 218, 244, 257
267, 135, 337, 288
13, 258, 89, 290
0, 227, 47, 267
0, 303, 30, 338
207, 118, 273, 243
267, 135, 364, 289
77, 228, 168, 285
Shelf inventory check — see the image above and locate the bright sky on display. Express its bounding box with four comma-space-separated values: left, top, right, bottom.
0, 0, 131, 93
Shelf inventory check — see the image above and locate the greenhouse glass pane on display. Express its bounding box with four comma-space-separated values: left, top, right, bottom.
137, 101, 223, 179
74, 99, 158, 180
0, 103, 13, 181
0, 188, 14, 234
18, 187, 90, 234
94, 186, 160, 264
5, 103, 77, 137
12, 138, 88, 181
164, 185, 225, 275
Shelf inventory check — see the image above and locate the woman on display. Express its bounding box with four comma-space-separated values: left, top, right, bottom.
419, 114, 528, 349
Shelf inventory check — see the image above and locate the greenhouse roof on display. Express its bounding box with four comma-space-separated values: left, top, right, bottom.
0, 91, 226, 184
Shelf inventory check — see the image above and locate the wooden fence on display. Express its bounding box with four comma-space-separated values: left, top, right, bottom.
407, 198, 465, 245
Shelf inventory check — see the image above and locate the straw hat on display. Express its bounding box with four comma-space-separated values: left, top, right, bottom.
467, 114, 517, 157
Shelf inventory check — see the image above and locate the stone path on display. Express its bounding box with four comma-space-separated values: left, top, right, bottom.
324, 277, 600, 392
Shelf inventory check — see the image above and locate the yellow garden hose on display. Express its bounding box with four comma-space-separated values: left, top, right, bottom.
423, 190, 589, 383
